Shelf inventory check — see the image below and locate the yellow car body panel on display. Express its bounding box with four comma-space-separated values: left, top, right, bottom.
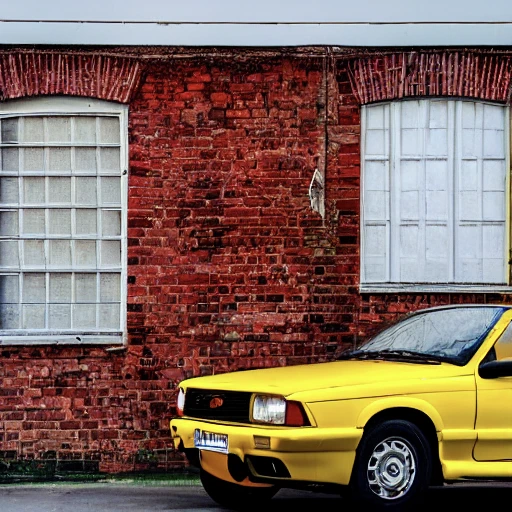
176, 359, 471, 399
170, 307, 512, 492
172, 416, 361, 485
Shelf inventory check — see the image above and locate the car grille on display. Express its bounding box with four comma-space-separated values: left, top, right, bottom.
184, 388, 252, 423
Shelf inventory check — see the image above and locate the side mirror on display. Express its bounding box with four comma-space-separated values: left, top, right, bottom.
479, 360, 512, 379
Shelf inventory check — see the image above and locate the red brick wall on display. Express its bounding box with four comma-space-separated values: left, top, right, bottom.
127, 56, 353, 367
0, 53, 355, 473
1, 48, 511, 473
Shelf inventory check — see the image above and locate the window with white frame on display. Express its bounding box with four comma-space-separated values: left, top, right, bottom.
0, 97, 127, 344
361, 99, 509, 290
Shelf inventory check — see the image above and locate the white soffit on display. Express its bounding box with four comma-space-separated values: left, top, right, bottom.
1, 0, 512, 47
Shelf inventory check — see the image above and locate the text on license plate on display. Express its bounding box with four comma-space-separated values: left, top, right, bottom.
194, 429, 228, 453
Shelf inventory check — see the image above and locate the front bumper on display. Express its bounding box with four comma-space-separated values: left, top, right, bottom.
170, 417, 362, 487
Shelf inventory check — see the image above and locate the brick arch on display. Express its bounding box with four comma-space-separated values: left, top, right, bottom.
0, 52, 143, 103
347, 51, 512, 105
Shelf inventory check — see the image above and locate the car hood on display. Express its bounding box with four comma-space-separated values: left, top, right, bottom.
181, 360, 473, 399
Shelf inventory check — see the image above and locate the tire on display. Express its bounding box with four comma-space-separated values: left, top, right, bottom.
199, 468, 278, 510
349, 420, 432, 510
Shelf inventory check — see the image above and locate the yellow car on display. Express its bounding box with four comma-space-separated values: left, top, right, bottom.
170, 305, 512, 510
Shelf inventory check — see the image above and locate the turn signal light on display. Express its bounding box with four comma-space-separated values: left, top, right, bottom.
285, 401, 310, 427
254, 436, 271, 449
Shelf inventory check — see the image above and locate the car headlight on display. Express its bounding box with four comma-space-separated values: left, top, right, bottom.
252, 395, 310, 426
252, 395, 287, 424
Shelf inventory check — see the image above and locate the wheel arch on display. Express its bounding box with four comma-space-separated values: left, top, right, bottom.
356, 398, 444, 432
356, 402, 444, 485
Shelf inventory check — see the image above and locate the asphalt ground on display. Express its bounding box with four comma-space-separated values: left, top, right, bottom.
0, 481, 512, 511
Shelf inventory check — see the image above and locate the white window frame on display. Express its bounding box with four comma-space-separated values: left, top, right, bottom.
0, 96, 128, 345
360, 98, 511, 294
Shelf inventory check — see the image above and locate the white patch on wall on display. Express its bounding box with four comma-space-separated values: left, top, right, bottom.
309, 168, 325, 218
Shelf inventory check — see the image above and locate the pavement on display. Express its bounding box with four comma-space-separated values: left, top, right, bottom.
0, 480, 512, 511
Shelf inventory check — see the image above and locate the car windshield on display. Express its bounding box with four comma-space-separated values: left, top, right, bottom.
340, 306, 505, 366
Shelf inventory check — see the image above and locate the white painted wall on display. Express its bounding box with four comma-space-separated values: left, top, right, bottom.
2, 0, 512, 23
1, 0, 512, 46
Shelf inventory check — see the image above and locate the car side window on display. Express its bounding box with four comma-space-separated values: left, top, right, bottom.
489, 321, 512, 362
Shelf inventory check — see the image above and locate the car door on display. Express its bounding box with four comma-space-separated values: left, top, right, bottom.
474, 317, 512, 461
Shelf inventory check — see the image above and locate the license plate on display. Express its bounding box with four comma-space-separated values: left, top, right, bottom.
194, 429, 228, 453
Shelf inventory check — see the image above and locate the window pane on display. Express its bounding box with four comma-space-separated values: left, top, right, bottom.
49, 273, 71, 302
23, 177, 45, 204
75, 148, 97, 173
363, 224, 388, 282
483, 160, 505, 191
49, 240, 71, 267
100, 148, 121, 173
76, 209, 97, 235
23, 118, 44, 143
76, 177, 97, 205
0, 241, 19, 267
425, 101, 448, 156
102, 210, 121, 236
100, 273, 120, 302
22, 304, 45, 329
75, 240, 97, 268
1, 118, 18, 143
75, 273, 96, 302
24, 240, 45, 266
99, 304, 120, 329
364, 189, 388, 220
460, 160, 478, 191
0, 211, 18, 236
47, 117, 71, 142
74, 117, 96, 143
0, 275, 19, 303
49, 304, 71, 329
99, 117, 120, 144
425, 224, 449, 282
101, 177, 121, 205
366, 160, 388, 191
462, 129, 476, 157
365, 105, 389, 157
48, 177, 71, 204
24, 148, 45, 172
0, 177, 19, 204
1, 148, 19, 172
48, 209, 71, 235
483, 224, 505, 283
0, 303, 19, 329
23, 273, 45, 303
23, 209, 45, 235
48, 148, 72, 173
483, 130, 505, 158
426, 161, 448, 220
483, 192, 505, 221
73, 304, 96, 329
101, 241, 121, 267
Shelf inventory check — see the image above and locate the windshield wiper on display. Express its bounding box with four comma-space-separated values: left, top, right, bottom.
338, 349, 443, 365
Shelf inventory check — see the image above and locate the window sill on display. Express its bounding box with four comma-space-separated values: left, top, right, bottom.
360, 284, 512, 294
0, 334, 124, 346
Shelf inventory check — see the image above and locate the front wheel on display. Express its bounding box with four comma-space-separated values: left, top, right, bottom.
200, 469, 278, 510
350, 420, 432, 510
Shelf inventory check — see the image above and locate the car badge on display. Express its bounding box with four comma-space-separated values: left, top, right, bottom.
209, 396, 224, 409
